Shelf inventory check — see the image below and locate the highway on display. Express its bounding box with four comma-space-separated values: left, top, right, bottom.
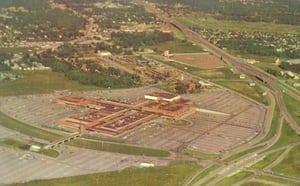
135, 0, 300, 135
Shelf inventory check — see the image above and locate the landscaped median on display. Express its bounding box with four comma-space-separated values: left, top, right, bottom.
0, 111, 170, 157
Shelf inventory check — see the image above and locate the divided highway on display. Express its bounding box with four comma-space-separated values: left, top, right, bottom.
136, 0, 300, 135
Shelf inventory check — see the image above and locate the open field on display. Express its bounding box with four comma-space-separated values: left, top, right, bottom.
66, 139, 170, 157
241, 181, 273, 186
251, 150, 285, 169
161, 59, 237, 79
189, 164, 220, 186
6, 161, 198, 186
151, 40, 204, 53
272, 144, 300, 177
283, 93, 300, 127
172, 53, 225, 69
266, 120, 299, 151
215, 171, 253, 186
0, 111, 63, 142
214, 80, 267, 104
224, 145, 266, 163
0, 138, 59, 158
260, 104, 280, 143
0, 70, 99, 96
177, 16, 300, 35
256, 175, 300, 186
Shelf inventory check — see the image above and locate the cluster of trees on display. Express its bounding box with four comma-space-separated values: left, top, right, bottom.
149, 0, 300, 25
279, 62, 300, 74
0, 52, 13, 71
219, 39, 300, 59
38, 56, 140, 88
1, 0, 85, 42
111, 31, 174, 49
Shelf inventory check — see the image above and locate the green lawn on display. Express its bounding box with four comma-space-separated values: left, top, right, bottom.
161, 59, 237, 79
224, 145, 265, 163
215, 171, 253, 186
66, 139, 170, 157
180, 148, 220, 159
260, 104, 280, 143
0, 70, 99, 96
189, 164, 220, 186
0, 138, 59, 158
272, 144, 300, 178
0, 111, 63, 142
7, 161, 199, 186
267, 120, 299, 151
214, 80, 267, 104
165, 119, 191, 126
283, 93, 300, 127
251, 149, 285, 169
177, 16, 300, 35
256, 175, 300, 186
151, 40, 204, 54
241, 181, 273, 186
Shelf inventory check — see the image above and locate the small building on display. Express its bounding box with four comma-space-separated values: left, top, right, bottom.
239, 74, 246, 79
249, 82, 256, 87
144, 92, 181, 102
29, 145, 41, 152
97, 51, 112, 56
140, 162, 154, 167
198, 81, 213, 89
275, 58, 282, 66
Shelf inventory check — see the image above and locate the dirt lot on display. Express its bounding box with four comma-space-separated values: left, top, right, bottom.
172, 53, 225, 69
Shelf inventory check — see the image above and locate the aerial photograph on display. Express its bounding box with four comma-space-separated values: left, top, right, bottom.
0, 0, 299, 186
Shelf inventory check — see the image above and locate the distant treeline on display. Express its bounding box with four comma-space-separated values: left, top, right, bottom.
149, 0, 300, 25
219, 39, 300, 59
111, 31, 174, 49
38, 56, 140, 88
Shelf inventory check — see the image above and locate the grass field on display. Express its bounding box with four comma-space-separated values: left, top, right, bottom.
213, 80, 267, 104
189, 164, 220, 186
0, 138, 59, 158
177, 16, 300, 35
260, 104, 280, 143
164, 119, 191, 126
283, 93, 300, 127
267, 120, 299, 151
224, 145, 265, 163
256, 175, 300, 186
251, 149, 285, 169
0, 111, 63, 142
241, 181, 273, 186
7, 161, 199, 186
161, 59, 237, 79
66, 139, 170, 157
151, 40, 204, 54
272, 144, 300, 178
215, 171, 252, 186
0, 70, 99, 96
180, 148, 220, 159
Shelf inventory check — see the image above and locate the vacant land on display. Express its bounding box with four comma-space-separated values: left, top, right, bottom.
215, 171, 252, 186
0, 70, 99, 96
177, 16, 300, 35
272, 144, 300, 177
151, 40, 204, 53
172, 53, 225, 69
214, 80, 266, 104
283, 93, 300, 127
7, 161, 199, 186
